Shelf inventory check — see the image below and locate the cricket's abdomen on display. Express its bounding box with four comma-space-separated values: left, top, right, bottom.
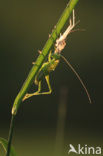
34, 59, 59, 85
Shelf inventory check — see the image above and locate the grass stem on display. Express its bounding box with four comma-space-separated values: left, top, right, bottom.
6, 0, 79, 155
6, 115, 15, 156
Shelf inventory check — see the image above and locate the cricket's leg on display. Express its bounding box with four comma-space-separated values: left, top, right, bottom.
22, 81, 41, 101
40, 75, 52, 95
22, 75, 52, 101
32, 75, 52, 95
48, 51, 52, 62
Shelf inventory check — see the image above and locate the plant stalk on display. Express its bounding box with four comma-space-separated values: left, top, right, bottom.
6, 115, 15, 156
12, 0, 79, 116
6, 0, 79, 155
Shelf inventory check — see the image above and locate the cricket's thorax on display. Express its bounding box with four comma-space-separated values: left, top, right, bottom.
35, 59, 59, 85
48, 59, 59, 72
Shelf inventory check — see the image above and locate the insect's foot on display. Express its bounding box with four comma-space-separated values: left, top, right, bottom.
49, 34, 51, 38
38, 50, 42, 54
22, 92, 40, 101
22, 93, 31, 101
32, 62, 35, 65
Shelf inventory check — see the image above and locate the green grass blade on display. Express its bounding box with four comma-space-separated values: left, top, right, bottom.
0, 138, 17, 156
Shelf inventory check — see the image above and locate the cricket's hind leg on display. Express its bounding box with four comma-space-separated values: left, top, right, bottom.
22, 81, 41, 101
40, 75, 52, 95
22, 75, 52, 101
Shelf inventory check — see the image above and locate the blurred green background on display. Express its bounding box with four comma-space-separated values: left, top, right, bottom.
0, 0, 103, 155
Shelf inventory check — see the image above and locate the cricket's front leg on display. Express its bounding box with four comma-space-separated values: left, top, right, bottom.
22, 81, 41, 101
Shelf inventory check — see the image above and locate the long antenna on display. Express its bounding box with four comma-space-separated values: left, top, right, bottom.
60, 54, 92, 103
